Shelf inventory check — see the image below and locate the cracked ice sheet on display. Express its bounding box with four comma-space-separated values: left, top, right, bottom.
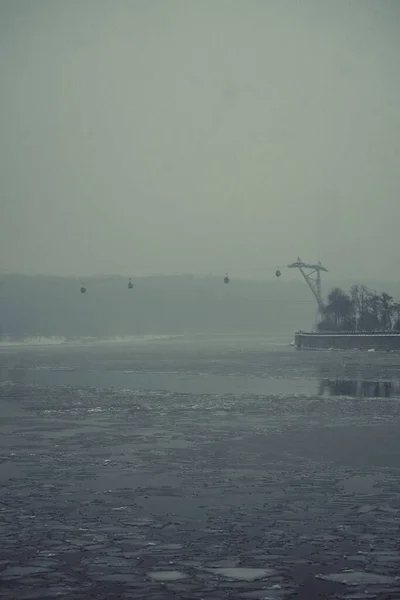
315, 571, 398, 585
338, 595, 383, 600
147, 570, 188, 582
205, 567, 274, 581
240, 585, 288, 599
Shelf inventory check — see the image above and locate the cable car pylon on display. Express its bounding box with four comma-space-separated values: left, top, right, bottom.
287, 257, 327, 313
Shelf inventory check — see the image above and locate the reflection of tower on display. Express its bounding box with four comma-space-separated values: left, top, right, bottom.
319, 377, 396, 399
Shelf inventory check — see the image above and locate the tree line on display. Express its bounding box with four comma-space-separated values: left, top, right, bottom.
318, 285, 400, 332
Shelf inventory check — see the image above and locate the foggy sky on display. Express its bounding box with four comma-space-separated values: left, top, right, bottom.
1, 0, 399, 280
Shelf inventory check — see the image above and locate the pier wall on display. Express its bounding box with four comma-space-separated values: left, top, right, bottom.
295, 332, 400, 351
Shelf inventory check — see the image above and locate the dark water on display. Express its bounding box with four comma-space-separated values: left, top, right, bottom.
0, 335, 399, 599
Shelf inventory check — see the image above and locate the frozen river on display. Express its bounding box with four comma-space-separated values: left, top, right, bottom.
0, 335, 399, 599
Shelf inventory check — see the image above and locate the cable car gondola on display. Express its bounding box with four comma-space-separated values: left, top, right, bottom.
275, 267, 281, 278
128, 278, 133, 290
224, 273, 230, 284
80, 283, 87, 294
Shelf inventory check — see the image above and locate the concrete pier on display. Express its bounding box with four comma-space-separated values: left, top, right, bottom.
295, 331, 400, 351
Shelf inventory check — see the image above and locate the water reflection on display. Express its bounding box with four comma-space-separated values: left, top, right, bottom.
0, 366, 26, 383
319, 378, 400, 398
1, 365, 400, 399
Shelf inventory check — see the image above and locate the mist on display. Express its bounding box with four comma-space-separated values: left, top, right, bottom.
2, 5, 400, 595
1, 0, 399, 281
